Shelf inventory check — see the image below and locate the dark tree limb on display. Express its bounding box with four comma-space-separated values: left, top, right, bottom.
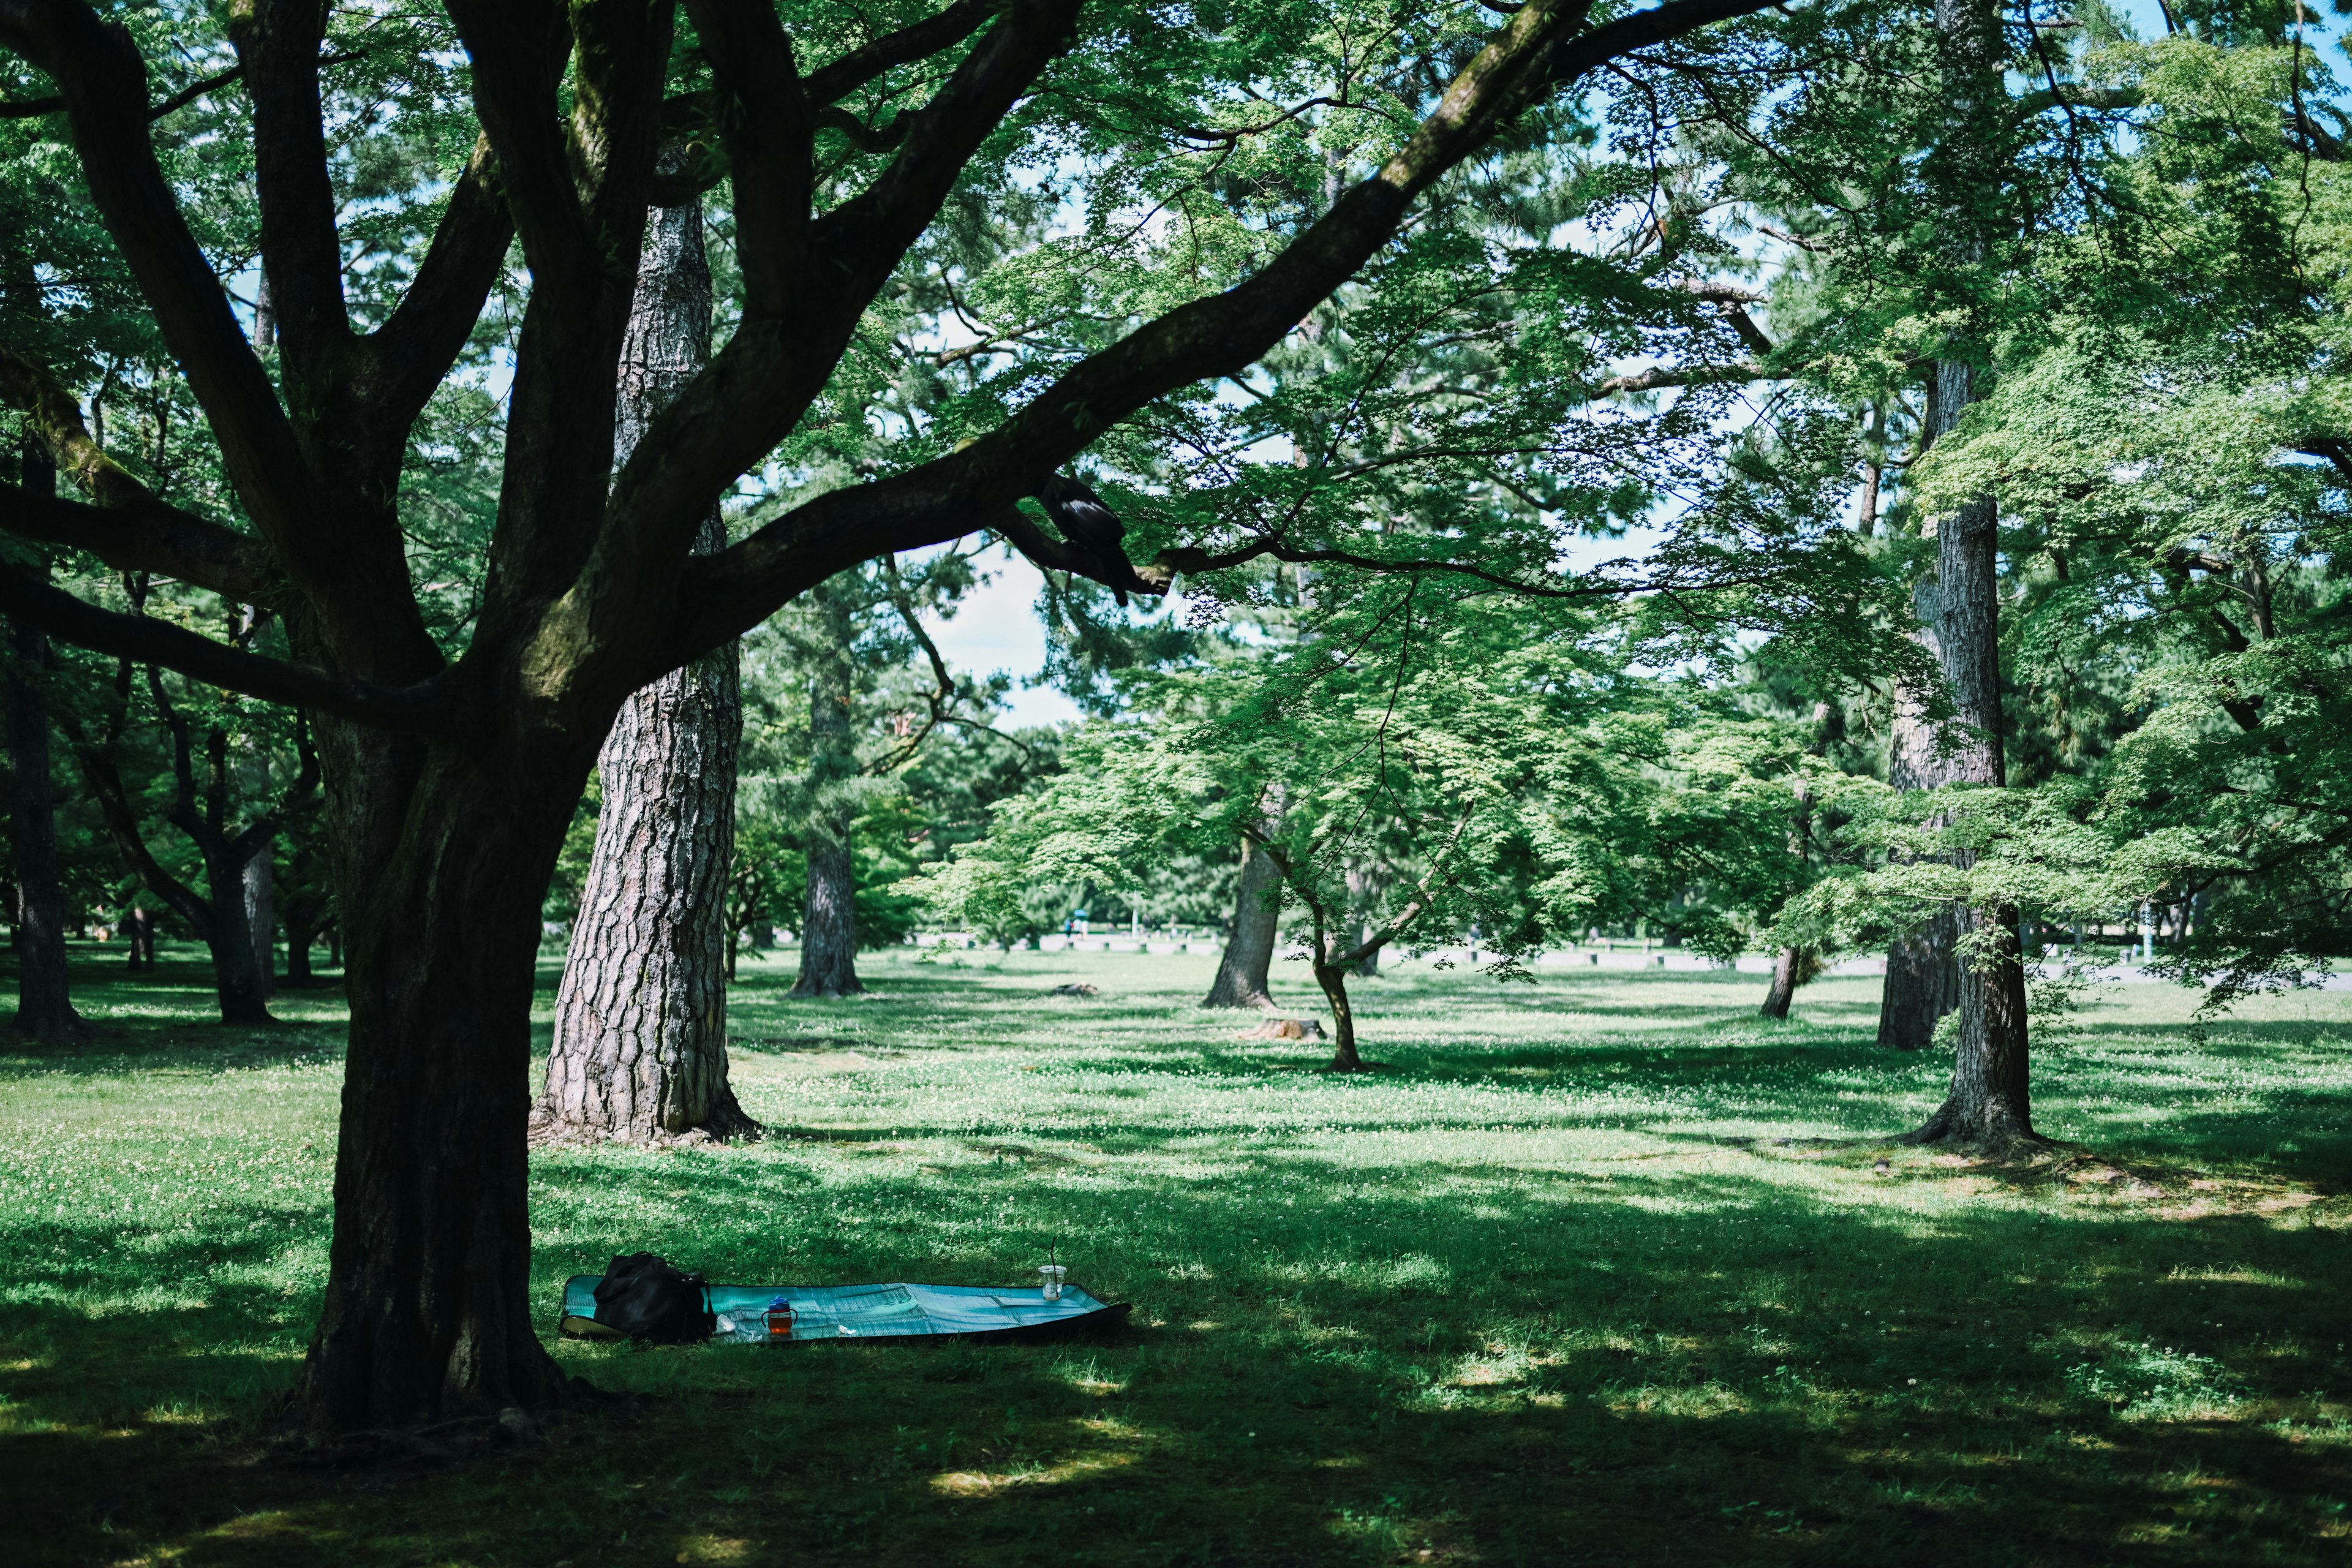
0, 565, 453, 736
0, 341, 273, 600
800, 0, 1003, 105
366, 134, 515, 428
51, 699, 212, 936
0, 57, 243, 119
440, 0, 598, 309
654, 0, 1787, 672
230, 1, 353, 372
0, 0, 409, 666
681, 0, 813, 315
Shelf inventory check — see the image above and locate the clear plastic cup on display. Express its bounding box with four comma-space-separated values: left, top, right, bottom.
1039, 1264, 1068, 1302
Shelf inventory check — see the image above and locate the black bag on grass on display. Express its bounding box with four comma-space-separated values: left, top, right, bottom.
590, 1252, 715, 1342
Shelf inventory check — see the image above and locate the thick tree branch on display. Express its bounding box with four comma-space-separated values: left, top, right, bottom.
0, 0, 390, 656
800, 0, 1002, 105
682, 0, 813, 315
441, 0, 597, 310
0, 341, 274, 600
231, 1, 353, 372
0, 566, 453, 736
365, 134, 514, 426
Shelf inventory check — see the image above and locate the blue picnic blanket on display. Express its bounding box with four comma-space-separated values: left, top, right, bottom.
558, 1275, 1128, 1343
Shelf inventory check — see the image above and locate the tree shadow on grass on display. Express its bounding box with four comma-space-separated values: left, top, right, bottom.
13, 1149, 2347, 1567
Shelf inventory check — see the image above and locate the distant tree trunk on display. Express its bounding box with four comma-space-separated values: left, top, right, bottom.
244, 849, 275, 1002
1878, 582, 1962, 1049
285, 918, 314, 987
4, 446, 80, 1041
1758, 946, 1809, 1020
538, 168, 754, 1143
1204, 800, 1283, 1008
124, 907, 155, 968
791, 586, 862, 999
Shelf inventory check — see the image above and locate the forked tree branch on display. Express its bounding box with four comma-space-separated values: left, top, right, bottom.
364, 134, 515, 426
232, 1, 353, 371
660, 0, 1787, 664
682, 0, 813, 314
0, 0, 318, 581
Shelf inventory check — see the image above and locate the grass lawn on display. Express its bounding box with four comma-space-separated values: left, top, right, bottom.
2, 941, 2348, 1566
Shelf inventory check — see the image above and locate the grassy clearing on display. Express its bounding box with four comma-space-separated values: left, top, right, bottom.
2, 942, 2348, 1566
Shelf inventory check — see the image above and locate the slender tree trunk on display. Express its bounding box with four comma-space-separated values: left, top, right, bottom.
5, 444, 78, 1039
203, 845, 271, 1024
285, 915, 314, 987
1895, 0, 2036, 1148
791, 588, 862, 998
1204, 802, 1283, 1008
244, 848, 275, 1002
4, 600, 77, 1032
1758, 946, 1809, 1020
1902, 475, 2036, 1147
1877, 0, 2013, 1055
124, 906, 154, 971
1313, 960, 1362, 1071
6, 646, 77, 1040
538, 172, 753, 1143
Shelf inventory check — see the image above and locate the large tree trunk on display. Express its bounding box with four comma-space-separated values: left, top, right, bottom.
1204, 829, 1281, 1008
293, 742, 589, 1433
537, 175, 753, 1143
4, 459, 80, 1041
791, 588, 862, 999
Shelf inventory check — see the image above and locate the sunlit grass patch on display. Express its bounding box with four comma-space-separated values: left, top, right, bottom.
1, 942, 2349, 1564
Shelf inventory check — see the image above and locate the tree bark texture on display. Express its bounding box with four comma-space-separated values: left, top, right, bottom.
1203, 832, 1281, 1008
5, 446, 79, 1039
791, 586, 862, 998
1896, 0, 2036, 1148
293, 743, 592, 1432
1877, 0, 2010, 1053
244, 847, 275, 1001
1878, 531, 1962, 1050
538, 179, 753, 1144
1903, 478, 2035, 1147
